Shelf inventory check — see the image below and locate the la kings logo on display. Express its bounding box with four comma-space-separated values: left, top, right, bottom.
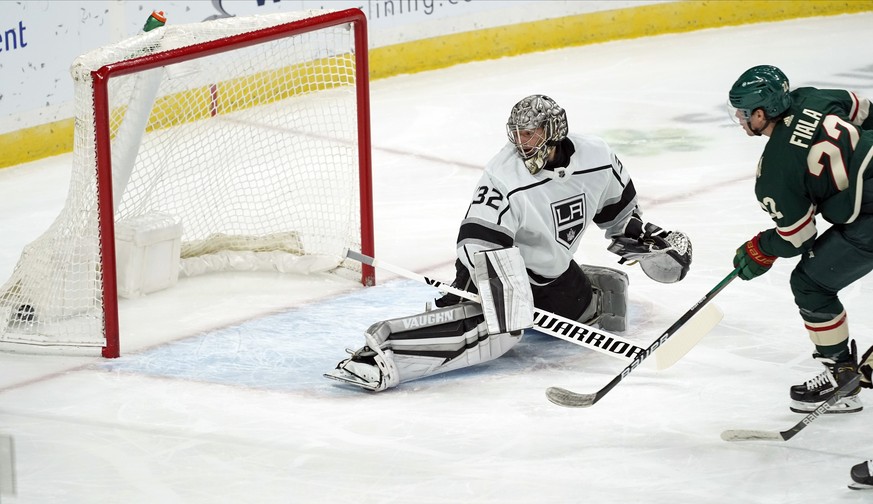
551, 195, 586, 249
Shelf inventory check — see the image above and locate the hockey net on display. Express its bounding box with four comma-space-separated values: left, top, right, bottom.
0, 8, 374, 357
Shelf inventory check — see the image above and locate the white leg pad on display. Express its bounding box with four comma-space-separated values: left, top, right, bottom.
327, 302, 522, 390
581, 265, 629, 332
395, 329, 522, 380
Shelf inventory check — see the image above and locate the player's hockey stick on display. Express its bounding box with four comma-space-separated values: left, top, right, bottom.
346, 250, 721, 368
720, 373, 861, 442
546, 268, 739, 408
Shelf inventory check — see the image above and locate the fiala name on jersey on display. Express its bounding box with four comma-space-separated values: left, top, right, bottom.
551, 194, 587, 249
789, 108, 822, 148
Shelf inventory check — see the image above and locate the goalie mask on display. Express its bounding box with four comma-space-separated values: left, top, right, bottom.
506, 95, 568, 175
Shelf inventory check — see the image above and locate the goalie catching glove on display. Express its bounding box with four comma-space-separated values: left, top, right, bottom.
607, 216, 692, 283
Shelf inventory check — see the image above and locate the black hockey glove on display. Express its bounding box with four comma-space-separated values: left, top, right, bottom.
607, 216, 692, 283
434, 259, 478, 307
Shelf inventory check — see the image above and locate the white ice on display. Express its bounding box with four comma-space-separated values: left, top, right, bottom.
2, 13, 873, 504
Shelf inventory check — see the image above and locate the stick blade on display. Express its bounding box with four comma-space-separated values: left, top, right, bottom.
720, 429, 784, 442
655, 302, 723, 370
546, 386, 595, 408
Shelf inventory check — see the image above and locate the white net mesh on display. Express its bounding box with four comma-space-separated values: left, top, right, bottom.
0, 10, 370, 353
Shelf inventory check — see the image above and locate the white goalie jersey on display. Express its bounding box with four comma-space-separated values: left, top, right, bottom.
457, 133, 639, 285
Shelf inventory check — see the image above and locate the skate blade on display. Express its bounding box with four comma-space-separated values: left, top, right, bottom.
848, 481, 873, 490
323, 368, 378, 391
789, 395, 862, 414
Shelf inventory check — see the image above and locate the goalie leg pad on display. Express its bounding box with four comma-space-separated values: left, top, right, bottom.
326, 302, 522, 391
581, 265, 629, 332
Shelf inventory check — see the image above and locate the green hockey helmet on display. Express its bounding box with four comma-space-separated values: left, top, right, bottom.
728, 65, 791, 120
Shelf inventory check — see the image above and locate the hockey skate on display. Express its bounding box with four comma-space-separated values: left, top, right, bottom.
323, 343, 399, 392
789, 343, 862, 414
849, 460, 873, 490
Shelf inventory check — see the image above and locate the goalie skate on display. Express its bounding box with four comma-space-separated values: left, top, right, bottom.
323, 342, 399, 392
323, 346, 384, 391
323, 365, 380, 391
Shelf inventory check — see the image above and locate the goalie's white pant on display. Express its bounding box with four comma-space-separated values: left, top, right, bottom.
334, 302, 521, 391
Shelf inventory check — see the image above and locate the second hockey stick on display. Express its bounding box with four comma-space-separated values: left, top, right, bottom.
720, 374, 861, 442
546, 268, 739, 408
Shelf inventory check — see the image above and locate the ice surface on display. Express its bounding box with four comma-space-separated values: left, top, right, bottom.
1, 13, 873, 503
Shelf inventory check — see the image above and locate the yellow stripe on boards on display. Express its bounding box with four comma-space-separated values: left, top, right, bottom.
3, 0, 872, 168
370, 0, 873, 77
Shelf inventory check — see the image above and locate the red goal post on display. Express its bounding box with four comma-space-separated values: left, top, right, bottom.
0, 8, 374, 357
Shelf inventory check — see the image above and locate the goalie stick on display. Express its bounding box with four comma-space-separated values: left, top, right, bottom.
345, 250, 720, 369
546, 268, 738, 408
720, 374, 861, 442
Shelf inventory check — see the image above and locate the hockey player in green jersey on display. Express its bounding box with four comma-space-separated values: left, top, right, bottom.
728, 65, 873, 415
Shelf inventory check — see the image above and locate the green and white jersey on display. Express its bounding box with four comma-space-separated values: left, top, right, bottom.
755, 87, 873, 258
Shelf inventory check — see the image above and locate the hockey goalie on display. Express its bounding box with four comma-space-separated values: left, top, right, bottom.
325, 94, 692, 392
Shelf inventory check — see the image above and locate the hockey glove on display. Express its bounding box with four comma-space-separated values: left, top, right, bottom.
434, 259, 477, 307
607, 216, 692, 283
733, 234, 776, 281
